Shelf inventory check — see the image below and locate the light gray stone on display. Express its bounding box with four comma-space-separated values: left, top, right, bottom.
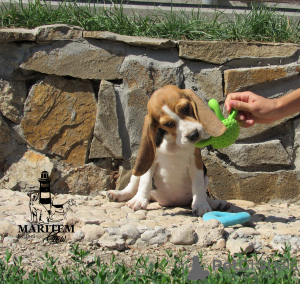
0, 28, 36, 42
149, 233, 168, 245
98, 233, 125, 251
0, 220, 20, 237
81, 225, 106, 241
120, 224, 140, 240
270, 234, 300, 253
83, 31, 176, 49
226, 239, 254, 254
52, 163, 115, 195
195, 219, 224, 247
0, 79, 27, 123
202, 151, 300, 203
20, 40, 125, 80
141, 230, 156, 242
116, 50, 183, 159
3, 236, 15, 244
73, 230, 85, 241
235, 227, 261, 238
89, 80, 123, 159
216, 238, 226, 249
0, 150, 54, 192
183, 64, 223, 102
35, 24, 83, 42
179, 41, 299, 64
170, 225, 195, 245
219, 140, 292, 168
224, 65, 300, 94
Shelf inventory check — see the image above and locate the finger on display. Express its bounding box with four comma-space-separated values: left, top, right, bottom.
238, 120, 255, 128
228, 100, 254, 113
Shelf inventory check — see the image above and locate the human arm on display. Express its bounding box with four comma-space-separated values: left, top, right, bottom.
224, 88, 300, 128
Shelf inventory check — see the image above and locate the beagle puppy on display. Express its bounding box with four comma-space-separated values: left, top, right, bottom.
107, 85, 230, 216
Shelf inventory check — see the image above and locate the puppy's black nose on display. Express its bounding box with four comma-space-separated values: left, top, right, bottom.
187, 130, 199, 142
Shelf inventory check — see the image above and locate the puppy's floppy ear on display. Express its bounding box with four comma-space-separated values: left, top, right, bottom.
183, 89, 227, 137
132, 114, 159, 177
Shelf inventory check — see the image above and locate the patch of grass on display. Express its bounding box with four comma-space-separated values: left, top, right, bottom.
0, 0, 299, 43
0, 243, 299, 283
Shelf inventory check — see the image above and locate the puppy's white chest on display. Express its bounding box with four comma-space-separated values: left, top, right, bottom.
151, 146, 194, 206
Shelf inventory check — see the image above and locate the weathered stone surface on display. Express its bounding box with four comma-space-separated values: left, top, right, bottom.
20, 75, 97, 166
98, 232, 126, 251
238, 115, 297, 140
117, 52, 183, 158
73, 230, 85, 241
0, 220, 19, 237
0, 79, 27, 123
20, 40, 125, 80
219, 140, 292, 168
36, 24, 83, 42
89, 80, 123, 159
0, 113, 11, 146
170, 225, 195, 245
271, 234, 300, 253
0, 43, 29, 79
120, 52, 183, 95
294, 117, 300, 169
52, 163, 115, 195
202, 151, 300, 203
179, 41, 300, 64
0, 116, 27, 176
81, 224, 106, 241
0, 150, 54, 191
224, 65, 300, 94
195, 219, 224, 247
0, 28, 36, 42
120, 224, 140, 242
183, 63, 223, 102
83, 31, 176, 48
226, 239, 254, 254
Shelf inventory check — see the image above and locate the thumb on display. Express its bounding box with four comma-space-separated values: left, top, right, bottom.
229, 100, 252, 112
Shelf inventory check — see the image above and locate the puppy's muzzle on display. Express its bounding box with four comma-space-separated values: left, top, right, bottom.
186, 129, 200, 142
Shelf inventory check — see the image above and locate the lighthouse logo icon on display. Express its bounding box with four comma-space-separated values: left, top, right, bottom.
27, 171, 75, 224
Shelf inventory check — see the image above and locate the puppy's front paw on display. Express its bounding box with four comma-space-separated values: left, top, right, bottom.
192, 201, 212, 217
126, 196, 149, 210
107, 190, 122, 202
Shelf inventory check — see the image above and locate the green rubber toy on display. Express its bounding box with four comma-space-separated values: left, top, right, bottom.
194, 99, 240, 149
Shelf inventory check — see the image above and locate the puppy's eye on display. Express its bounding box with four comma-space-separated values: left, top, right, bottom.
164, 122, 175, 128
182, 104, 190, 115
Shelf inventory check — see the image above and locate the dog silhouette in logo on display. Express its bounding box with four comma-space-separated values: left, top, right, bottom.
27, 192, 76, 223
27, 192, 51, 223
49, 199, 76, 221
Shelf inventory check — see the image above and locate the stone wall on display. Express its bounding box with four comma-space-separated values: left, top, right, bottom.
0, 24, 300, 203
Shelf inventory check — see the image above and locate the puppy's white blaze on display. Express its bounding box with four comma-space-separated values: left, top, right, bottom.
162, 105, 204, 146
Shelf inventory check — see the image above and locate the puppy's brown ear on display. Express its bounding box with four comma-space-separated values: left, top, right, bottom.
184, 89, 227, 137
132, 114, 159, 177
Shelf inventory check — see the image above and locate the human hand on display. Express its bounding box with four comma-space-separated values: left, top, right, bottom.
224, 91, 279, 128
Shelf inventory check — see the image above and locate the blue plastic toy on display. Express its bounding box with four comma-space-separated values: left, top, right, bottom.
203, 211, 250, 227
